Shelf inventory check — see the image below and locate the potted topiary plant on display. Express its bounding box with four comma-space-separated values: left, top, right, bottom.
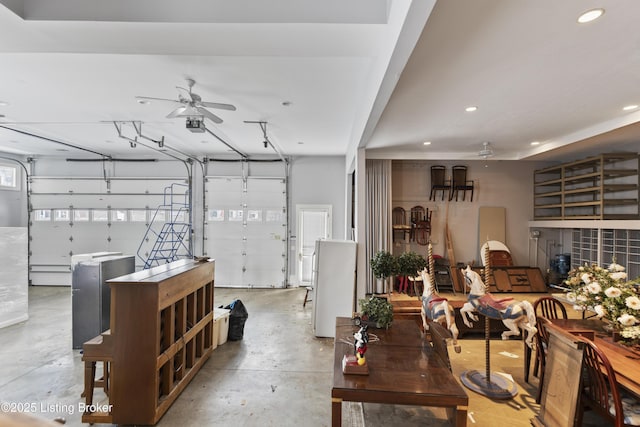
358, 296, 394, 329
370, 250, 398, 295
396, 251, 428, 294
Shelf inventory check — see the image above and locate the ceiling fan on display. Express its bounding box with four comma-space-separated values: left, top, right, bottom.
135, 78, 236, 124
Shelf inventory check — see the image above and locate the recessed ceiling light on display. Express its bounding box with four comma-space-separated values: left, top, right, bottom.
577, 8, 604, 24
530, 141, 540, 146
0, 101, 8, 106
282, 101, 292, 107
623, 105, 638, 111
201, 140, 209, 144
297, 141, 304, 145
465, 106, 478, 112
137, 99, 150, 105
423, 141, 432, 146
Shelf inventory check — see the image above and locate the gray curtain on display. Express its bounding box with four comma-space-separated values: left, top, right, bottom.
365, 159, 392, 294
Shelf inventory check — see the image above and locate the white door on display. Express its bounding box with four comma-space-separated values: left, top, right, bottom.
297, 205, 331, 286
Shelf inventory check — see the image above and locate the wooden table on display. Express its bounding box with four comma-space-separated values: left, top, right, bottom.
331, 317, 468, 426
548, 319, 640, 398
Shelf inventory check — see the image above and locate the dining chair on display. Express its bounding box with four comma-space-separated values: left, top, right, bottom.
410, 205, 425, 223
302, 286, 313, 308
533, 316, 550, 404
409, 205, 426, 242
413, 207, 431, 246
449, 165, 474, 201
427, 319, 452, 372
525, 296, 568, 384
414, 220, 431, 246
392, 207, 410, 242
534, 296, 569, 319
429, 165, 451, 201
575, 337, 640, 426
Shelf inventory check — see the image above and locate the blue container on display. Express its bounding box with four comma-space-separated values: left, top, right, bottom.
551, 254, 571, 276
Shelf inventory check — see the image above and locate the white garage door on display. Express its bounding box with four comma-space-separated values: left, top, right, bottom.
29, 176, 189, 285
205, 176, 287, 288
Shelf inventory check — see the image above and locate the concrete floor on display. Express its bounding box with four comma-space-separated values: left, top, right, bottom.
0, 286, 603, 426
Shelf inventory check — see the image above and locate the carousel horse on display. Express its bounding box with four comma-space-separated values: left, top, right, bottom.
420, 268, 461, 353
459, 265, 537, 348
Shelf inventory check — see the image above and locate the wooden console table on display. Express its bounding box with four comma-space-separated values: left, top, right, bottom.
82, 259, 215, 425
331, 317, 468, 426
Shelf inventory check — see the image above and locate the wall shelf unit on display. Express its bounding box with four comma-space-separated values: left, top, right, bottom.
534, 153, 639, 220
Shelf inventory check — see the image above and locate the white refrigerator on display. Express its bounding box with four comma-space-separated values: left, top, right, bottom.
311, 239, 357, 338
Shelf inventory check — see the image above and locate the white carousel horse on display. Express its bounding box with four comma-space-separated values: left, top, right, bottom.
459, 265, 537, 348
420, 268, 461, 353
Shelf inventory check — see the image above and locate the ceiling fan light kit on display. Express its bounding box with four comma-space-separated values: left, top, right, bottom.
479, 141, 494, 159
186, 117, 206, 133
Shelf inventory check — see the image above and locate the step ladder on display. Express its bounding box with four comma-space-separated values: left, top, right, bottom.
138, 183, 192, 269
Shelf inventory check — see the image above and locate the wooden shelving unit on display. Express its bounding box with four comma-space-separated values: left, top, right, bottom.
534, 153, 639, 220
81, 259, 215, 426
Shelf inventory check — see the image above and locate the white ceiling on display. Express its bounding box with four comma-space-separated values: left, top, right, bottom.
0, 0, 639, 163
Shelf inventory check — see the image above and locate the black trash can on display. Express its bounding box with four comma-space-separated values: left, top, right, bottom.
224, 299, 248, 341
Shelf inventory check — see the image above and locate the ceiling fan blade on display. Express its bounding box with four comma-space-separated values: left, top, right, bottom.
136, 95, 180, 104
166, 106, 187, 118
199, 101, 236, 111
197, 107, 223, 124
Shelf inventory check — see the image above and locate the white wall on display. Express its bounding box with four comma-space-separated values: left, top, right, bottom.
287, 156, 348, 284
288, 156, 347, 240
392, 159, 554, 268
0, 227, 28, 328
0, 184, 25, 226
0, 157, 28, 227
